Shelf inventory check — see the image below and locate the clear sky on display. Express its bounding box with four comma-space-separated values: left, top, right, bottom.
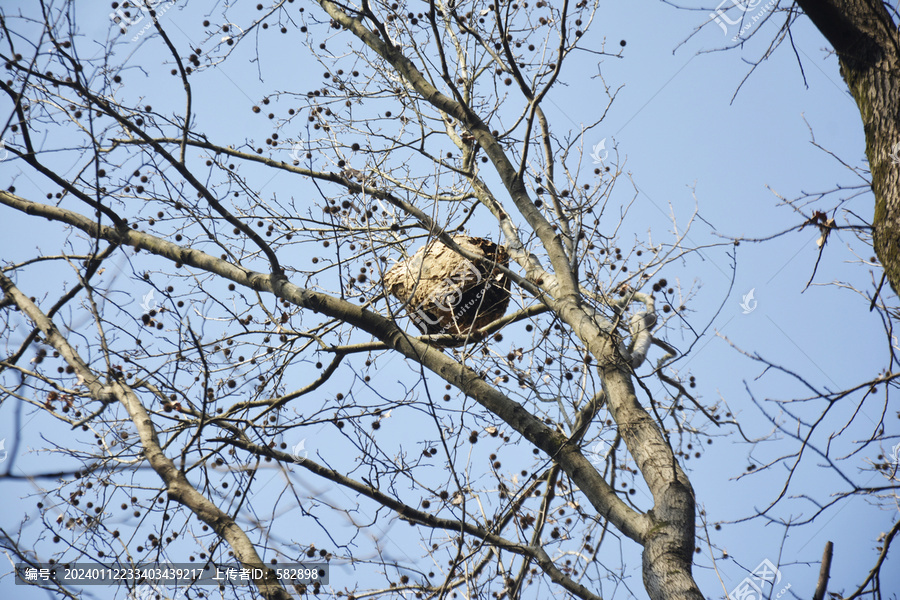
0, 1, 896, 599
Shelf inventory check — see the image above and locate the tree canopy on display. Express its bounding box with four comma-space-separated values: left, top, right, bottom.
0, 2, 897, 600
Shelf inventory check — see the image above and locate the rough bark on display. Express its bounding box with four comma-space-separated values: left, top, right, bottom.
795, 0, 900, 293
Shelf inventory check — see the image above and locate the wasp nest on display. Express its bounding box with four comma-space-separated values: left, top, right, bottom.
383, 235, 511, 335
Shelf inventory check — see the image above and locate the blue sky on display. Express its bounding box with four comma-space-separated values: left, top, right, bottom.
0, 1, 896, 599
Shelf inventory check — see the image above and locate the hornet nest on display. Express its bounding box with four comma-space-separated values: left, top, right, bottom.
383, 235, 511, 335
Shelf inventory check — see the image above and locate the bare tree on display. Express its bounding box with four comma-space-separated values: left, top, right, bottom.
1, 2, 894, 600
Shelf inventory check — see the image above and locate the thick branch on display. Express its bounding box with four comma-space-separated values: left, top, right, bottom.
0, 190, 648, 546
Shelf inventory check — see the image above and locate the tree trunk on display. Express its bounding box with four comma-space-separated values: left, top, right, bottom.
795, 0, 900, 293
601, 364, 703, 600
